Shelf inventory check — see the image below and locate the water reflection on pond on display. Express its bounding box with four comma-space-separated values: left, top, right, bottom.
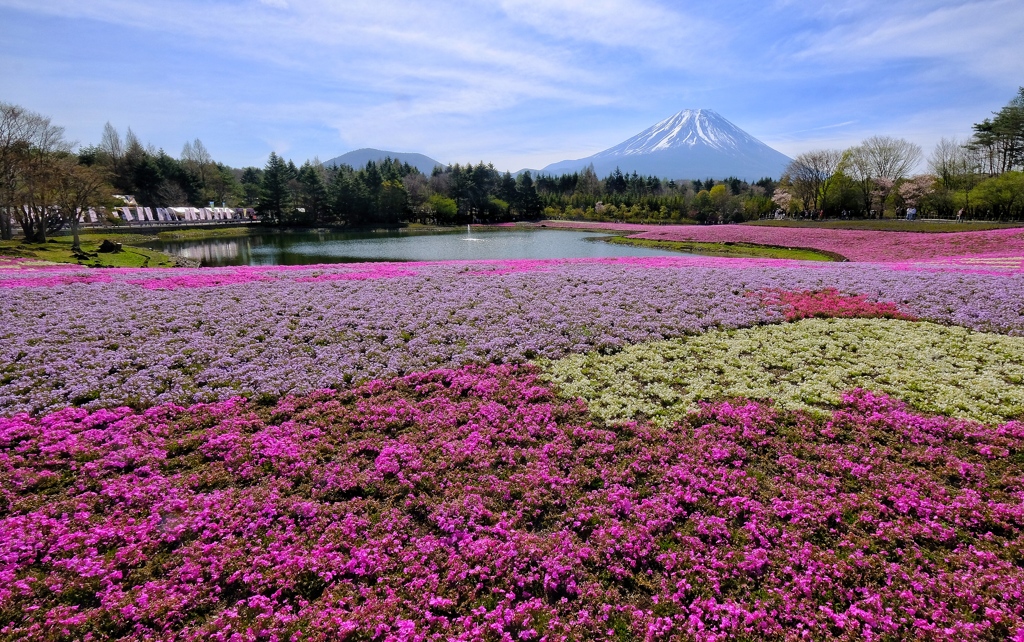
144, 228, 682, 267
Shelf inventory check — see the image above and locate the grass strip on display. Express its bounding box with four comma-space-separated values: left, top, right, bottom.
0, 237, 177, 268
605, 235, 840, 261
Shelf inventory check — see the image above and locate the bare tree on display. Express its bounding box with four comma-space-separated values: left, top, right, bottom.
782, 149, 844, 211
929, 137, 967, 190
402, 172, 429, 210
574, 164, 601, 200
181, 138, 214, 192
14, 112, 72, 242
0, 102, 38, 240
123, 127, 146, 165
859, 135, 922, 181
52, 158, 111, 252
845, 136, 922, 215
929, 137, 984, 213
99, 122, 123, 167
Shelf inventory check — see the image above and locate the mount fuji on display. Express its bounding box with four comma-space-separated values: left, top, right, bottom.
538, 109, 792, 181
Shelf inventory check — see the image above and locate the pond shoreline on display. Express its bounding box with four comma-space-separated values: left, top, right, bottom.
5, 222, 882, 268
138, 227, 684, 267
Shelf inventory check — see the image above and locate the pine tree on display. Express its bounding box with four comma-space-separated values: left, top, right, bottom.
498, 171, 517, 204
240, 167, 262, 207
258, 152, 291, 224
297, 161, 328, 223
515, 171, 543, 219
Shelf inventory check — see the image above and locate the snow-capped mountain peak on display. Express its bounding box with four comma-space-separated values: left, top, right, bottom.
539, 109, 791, 180
598, 109, 761, 157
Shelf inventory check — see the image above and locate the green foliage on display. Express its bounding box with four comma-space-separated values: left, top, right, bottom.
426, 194, 458, 224
514, 171, 542, 218
970, 87, 1024, 174
11, 96, 1024, 231
378, 180, 408, 224
972, 171, 1024, 220
257, 152, 292, 224
293, 161, 329, 224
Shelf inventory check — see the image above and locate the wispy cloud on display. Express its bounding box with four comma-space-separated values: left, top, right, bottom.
791, 0, 1024, 79
496, 0, 717, 63
1, 0, 1020, 170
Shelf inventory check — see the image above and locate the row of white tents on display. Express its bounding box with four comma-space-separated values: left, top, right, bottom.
79, 207, 253, 224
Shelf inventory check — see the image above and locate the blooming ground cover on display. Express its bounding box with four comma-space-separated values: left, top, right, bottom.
2, 241, 1024, 640
2, 258, 1024, 416
3, 366, 1023, 640
542, 317, 1024, 425
537, 220, 1024, 264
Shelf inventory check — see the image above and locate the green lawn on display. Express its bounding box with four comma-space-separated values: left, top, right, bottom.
0, 226, 265, 268
605, 236, 839, 261
0, 236, 177, 268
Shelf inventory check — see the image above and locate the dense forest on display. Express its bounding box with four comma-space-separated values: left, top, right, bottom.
2, 86, 1024, 242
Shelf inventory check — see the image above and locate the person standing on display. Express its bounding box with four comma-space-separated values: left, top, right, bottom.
956, 208, 964, 222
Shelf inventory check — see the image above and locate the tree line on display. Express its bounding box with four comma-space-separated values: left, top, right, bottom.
0, 103, 248, 246
250, 154, 547, 227
4, 88, 1024, 243
252, 155, 778, 227
0, 103, 118, 249
777, 87, 1024, 220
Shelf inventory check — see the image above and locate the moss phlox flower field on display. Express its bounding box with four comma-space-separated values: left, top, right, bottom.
3, 366, 1024, 640
3, 257, 1023, 416
542, 318, 1024, 426
2, 238, 1024, 640
538, 220, 1024, 265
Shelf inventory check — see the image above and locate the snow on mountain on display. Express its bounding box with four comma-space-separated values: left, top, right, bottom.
539, 109, 791, 181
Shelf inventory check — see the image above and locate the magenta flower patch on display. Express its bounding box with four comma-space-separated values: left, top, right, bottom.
2, 365, 1022, 640
540, 220, 1024, 265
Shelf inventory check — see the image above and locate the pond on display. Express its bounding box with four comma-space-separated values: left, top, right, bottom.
143, 227, 684, 267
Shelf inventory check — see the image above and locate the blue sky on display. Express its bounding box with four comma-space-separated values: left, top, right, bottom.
1, 0, 1022, 173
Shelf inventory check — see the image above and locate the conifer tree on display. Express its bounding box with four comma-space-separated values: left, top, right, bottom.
515, 171, 542, 218
258, 152, 291, 224
297, 161, 328, 223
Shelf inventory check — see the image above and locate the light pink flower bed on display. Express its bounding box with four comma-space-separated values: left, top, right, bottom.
538, 221, 1024, 263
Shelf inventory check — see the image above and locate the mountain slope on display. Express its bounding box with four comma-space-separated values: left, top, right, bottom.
540, 109, 791, 181
323, 148, 444, 175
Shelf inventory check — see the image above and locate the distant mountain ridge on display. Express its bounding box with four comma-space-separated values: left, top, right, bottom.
323, 148, 444, 175
538, 109, 792, 181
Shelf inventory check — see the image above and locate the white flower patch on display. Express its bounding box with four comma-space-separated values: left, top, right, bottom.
541, 318, 1024, 425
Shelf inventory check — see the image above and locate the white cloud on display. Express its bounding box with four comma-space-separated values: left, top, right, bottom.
496, 0, 719, 65
792, 0, 1024, 79
1, 0, 1017, 170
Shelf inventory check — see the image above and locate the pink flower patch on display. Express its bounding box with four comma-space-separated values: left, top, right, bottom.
758, 287, 917, 321
2, 367, 1023, 639
126, 271, 278, 289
